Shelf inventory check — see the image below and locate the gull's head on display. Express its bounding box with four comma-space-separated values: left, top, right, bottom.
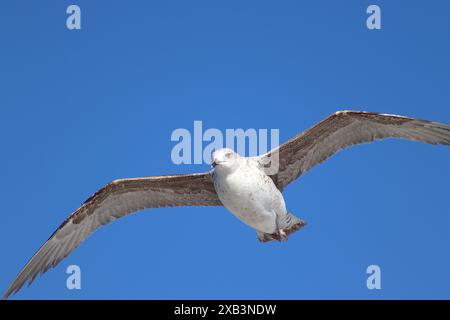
211, 148, 240, 172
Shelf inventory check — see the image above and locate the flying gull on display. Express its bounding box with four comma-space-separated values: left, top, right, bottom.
3, 110, 450, 299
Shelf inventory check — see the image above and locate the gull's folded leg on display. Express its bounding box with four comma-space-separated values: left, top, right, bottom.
278, 229, 288, 241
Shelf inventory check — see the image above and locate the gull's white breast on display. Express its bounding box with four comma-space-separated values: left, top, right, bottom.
212, 158, 287, 234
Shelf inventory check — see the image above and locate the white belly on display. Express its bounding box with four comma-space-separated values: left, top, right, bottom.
212, 159, 287, 234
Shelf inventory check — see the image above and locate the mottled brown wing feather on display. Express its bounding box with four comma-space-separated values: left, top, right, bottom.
260, 111, 450, 191
3, 172, 221, 299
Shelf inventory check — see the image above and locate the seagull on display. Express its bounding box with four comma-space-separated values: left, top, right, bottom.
3, 110, 450, 299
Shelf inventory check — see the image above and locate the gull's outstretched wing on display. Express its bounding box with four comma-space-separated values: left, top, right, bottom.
3, 172, 221, 299
259, 110, 450, 191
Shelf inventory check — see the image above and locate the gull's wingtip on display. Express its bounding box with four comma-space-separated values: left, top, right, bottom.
2, 283, 20, 300
2, 292, 11, 300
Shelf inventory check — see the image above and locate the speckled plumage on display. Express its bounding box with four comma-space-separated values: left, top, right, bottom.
212, 153, 289, 234
4, 110, 450, 299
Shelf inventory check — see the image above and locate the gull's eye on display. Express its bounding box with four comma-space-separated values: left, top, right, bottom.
225, 153, 232, 158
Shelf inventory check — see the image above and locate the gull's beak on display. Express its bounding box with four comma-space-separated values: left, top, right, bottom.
211, 161, 217, 168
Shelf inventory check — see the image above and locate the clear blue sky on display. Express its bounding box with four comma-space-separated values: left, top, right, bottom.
1, 1, 449, 299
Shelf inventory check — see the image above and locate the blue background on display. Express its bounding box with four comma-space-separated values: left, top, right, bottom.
1, 1, 449, 299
